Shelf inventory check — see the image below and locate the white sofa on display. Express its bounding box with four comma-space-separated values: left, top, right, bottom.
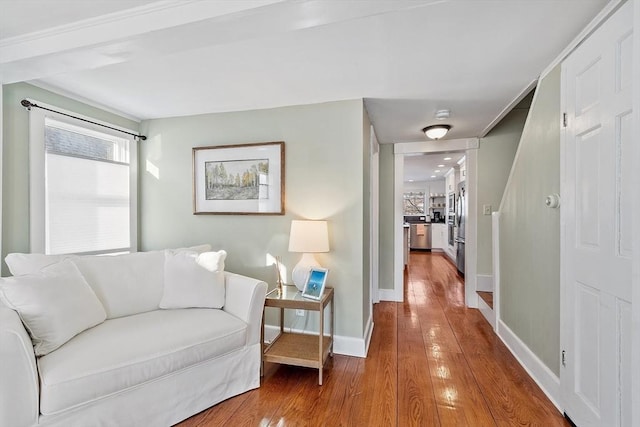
0, 247, 268, 427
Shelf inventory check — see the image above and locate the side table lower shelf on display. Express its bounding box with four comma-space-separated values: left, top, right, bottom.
261, 286, 334, 385
264, 332, 332, 369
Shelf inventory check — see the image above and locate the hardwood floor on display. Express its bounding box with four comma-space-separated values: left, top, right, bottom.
178, 252, 568, 426
477, 291, 494, 309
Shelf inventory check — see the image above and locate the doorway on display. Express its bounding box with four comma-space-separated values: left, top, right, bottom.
391, 138, 479, 305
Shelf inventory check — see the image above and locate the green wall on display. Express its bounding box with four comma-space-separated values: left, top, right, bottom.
476, 95, 530, 275
378, 143, 395, 290
500, 66, 561, 375
138, 99, 368, 339
1, 83, 139, 276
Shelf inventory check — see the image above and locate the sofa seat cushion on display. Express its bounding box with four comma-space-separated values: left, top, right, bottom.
37, 308, 247, 415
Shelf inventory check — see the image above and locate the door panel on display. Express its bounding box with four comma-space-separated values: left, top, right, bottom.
576, 127, 601, 249
574, 283, 600, 413
617, 110, 633, 258
561, 2, 633, 426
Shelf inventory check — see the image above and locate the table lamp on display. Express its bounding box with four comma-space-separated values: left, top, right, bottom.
288, 220, 329, 291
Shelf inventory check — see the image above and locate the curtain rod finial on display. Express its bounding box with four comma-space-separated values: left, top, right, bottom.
138, 135, 147, 141
21, 99, 33, 109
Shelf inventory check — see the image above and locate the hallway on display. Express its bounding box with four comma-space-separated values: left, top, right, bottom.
179, 252, 568, 426
398, 251, 568, 425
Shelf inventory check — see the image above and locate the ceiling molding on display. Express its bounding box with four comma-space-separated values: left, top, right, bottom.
0, 0, 284, 63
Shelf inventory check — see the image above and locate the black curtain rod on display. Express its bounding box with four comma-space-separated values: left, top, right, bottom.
20, 99, 147, 141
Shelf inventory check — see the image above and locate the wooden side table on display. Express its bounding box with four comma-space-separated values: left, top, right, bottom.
261, 285, 334, 385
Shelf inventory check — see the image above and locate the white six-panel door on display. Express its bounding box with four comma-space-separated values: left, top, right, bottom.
561, 2, 633, 426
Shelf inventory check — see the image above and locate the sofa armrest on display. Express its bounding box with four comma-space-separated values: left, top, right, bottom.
0, 301, 39, 427
223, 272, 267, 346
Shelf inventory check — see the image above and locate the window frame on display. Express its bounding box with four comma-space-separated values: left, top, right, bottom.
28, 100, 138, 255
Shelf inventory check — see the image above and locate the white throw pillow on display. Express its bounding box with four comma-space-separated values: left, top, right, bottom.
0, 260, 107, 356
160, 250, 226, 309
5, 253, 78, 276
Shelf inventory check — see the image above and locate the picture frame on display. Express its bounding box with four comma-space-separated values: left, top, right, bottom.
193, 141, 285, 215
302, 267, 329, 300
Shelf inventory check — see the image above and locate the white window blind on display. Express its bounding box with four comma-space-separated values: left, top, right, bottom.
29, 103, 137, 256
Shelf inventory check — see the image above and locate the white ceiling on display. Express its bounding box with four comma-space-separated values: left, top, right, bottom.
0, 0, 608, 143
404, 152, 465, 183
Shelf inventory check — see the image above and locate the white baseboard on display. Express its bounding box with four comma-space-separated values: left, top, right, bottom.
478, 296, 495, 329
445, 248, 456, 264
379, 288, 402, 302
363, 313, 374, 356
497, 320, 562, 412
476, 274, 494, 292
264, 324, 370, 358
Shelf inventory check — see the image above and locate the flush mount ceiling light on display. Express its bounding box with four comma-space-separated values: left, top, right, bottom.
422, 124, 451, 140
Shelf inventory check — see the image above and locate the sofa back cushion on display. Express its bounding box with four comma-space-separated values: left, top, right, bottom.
4, 244, 213, 319
71, 251, 165, 319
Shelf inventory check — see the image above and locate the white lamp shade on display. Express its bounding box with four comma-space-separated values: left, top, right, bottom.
288, 220, 329, 291
288, 220, 329, 253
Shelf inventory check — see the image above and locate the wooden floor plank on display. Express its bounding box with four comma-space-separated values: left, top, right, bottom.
176, 251, 567, 427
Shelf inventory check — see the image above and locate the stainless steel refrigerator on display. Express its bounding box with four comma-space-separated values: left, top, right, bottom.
455, 181, 466, 275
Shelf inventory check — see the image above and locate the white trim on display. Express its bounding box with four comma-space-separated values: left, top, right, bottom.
632, 0, 640, 422
0, 85, 3, 268
264, 325, 371, 358
393, 153, 405, 303
539, 0, 625, 80
379, 288, 403, 302
465, 150, 478, 308
497, 320, 563, 413
478, 296, 495, 329
480, 79, 537, 138
492, 212, 501, 335
476, 274, 493, 292
363, 314, 374, 356
394, 138, 479, 154
370, 125, 380, 304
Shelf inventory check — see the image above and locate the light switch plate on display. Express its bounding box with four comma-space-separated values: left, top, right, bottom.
483, 204, 492, 215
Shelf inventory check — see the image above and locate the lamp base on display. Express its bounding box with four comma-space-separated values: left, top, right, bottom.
291, 253, 320, 291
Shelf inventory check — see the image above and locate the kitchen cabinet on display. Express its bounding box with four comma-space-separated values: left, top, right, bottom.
431, 223, 447, 250
445, 168, 458, 193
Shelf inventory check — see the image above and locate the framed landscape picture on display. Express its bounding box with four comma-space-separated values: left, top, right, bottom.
193, 141, 285, 215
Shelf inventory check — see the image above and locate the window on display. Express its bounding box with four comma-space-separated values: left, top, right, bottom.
29, 102, 137, 255
403, 192, 425, 215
